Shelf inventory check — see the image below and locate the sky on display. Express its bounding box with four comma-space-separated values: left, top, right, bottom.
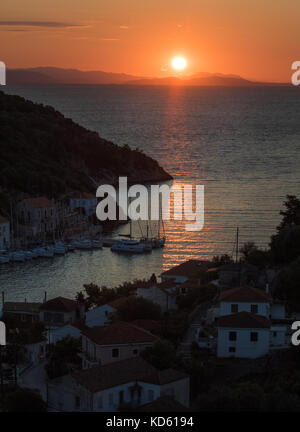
1, 0, 299, 82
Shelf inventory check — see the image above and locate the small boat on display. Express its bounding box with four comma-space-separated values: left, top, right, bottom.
24, 250, 34, 260
29, 249, 39, 258
139, 238, 153, 252
53, 242, 66, 255
111, 239, 145, 254
9, 251, 25, 262
152, 237, 166, 248
77, 239, 93, 250
0, 250, 10, 263
66, 243, 75, 252
92, 240, 103, 249
36, 247, 54, 258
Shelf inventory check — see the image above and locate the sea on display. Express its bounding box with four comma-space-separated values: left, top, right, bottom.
1, 84, 300, 301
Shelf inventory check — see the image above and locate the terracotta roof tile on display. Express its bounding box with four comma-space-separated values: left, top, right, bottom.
23, 197, 54, 208
3, 302, 42, 313
82, 321, 158, 345
218, 286, 271, 303
40, 297, 79, 312
136, 396, 189, 412
162, 260, 212, 277
218, 311, 270, 329
71, 357, 188, 393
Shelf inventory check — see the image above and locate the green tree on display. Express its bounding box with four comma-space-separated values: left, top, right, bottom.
45, 336, 81, 379
141, 339, 179, 370
1, 389, 47, 412
117, 296, 161, 321
277, 195, 300, 232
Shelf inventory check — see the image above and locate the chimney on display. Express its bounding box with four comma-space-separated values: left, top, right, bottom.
266, 283, 270, 294
44, 291, 47, 303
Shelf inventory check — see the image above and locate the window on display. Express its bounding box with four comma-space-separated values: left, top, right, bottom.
112, 348, 119, 358
148, 390, 154, 402
133, 349, 138, 356
229, 346, 236, 353
75, 396, 80, 409
97, 396, 103, 409
250, 332, 258, 342
109, 393, 114, 406
119, 390, 124, 404
231, 304, 238, 313
251, 304, 258, 314
273, 331, 277, 337
229, 331, 237, 341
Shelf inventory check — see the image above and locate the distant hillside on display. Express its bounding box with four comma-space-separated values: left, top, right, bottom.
0, 91, 172, 214
7, 67, 141, 85
6, 67, 288, 86
128, 73, 287, 87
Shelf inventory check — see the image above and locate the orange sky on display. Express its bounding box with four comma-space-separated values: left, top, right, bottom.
1, 0, 299, 82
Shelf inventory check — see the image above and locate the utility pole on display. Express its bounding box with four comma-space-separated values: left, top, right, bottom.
235, 227, 239, 263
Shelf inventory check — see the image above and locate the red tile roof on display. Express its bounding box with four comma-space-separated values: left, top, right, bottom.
136, 396, 189, 412
218, 286, 271, 303
40, 297, 79, 312
23, 197, 53, 208
218, 311, 270, 329
3, 302, 42, 313
162, 260, 212, 277
82, 321, 158, 345
71, 357, 188, 393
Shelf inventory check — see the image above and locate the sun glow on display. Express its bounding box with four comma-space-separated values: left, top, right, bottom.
172, 56, 187, 70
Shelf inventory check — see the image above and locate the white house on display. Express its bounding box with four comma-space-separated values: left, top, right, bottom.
217, 286, 288, 358
47, 357, 189, 412
218, 285, 272, 318
48, 304, 117, 344
137, 280, 180, 312
70, 192, 97, 217
85, 304, 116, 328
0, 215, 10, 249
217, 311, 271, 358
81, 321, 158, 369
18, 197, 57, 239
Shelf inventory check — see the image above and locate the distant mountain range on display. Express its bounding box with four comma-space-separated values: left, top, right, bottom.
6, 67, 288, 86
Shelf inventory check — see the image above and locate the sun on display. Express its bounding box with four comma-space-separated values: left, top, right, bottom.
172, 56, 187, 70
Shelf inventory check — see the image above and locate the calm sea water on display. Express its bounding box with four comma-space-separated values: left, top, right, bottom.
1, 85, 300, 301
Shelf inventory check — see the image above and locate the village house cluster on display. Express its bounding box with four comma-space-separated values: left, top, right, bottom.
0, 258, 293, 412
0, 193, 98, 249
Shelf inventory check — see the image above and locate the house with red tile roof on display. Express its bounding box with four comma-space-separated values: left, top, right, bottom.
218, 285, 272, 317
39, 296, 85, 327
81, 321, 158, 369
217, 311, 271, 358
216, 286, 288, 358
161, 259, 213, 283
47, 357, 189, 412
18, 196, 57, 239
3, 301, 42, 328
